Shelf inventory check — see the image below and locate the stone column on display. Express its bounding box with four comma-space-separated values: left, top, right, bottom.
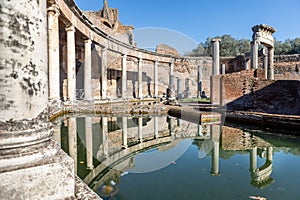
211, 141, 220, 176
211, 38, 221, 75
221, 64, 226, 75
177, 78, 183, 99
244, 58, 249, 70
197, 66, 202, 98
101, 47, 108, 99
47, 4, 60, 101
66, 25, 76, 102
138, 117, 143, 142
68, 117, 77, 173
197, 125, 203, 137
267, 147, 273, 162
154, 116, 159, 139
85, 117, 93, 170
185, 78, 190, 98
168, 59, 175, 99
250, 147, 257, 171
122, 54, 127, 99
154, 61, 158, 98
167, 117, 175, 137
122, 117, 128, 148
102, 117, 108, 157
138, 58, 143, 99
84, 39, 92, 101
263, 48, 268, 79
268, 48, 275, 80
251, 41, 259, 69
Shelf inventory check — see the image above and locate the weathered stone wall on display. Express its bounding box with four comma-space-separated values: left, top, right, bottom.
221, 70, 300, 115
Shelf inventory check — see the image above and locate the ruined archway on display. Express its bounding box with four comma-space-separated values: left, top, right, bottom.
250, 24, 276, 80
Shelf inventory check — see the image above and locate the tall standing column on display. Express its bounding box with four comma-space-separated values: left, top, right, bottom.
85, 117, 93, 170
154, 116, 159, 139
138, 58, 143, 99
168, 59, 175, 99
66, 25, 76, 102
138, 117, 143, 142
211, 38, 221, 75
268, 48, 275, 80
221, 64, 226, 75
154, 61, 158, 98
251, 41, 259, 69
185, 78, 190, 98
84, 39, 92, 101
263, 48, 268, 79
197, 66, 202, 98
101, 47, 108, 99
122, 117, 128, 148
47, 4, 60, 101
122, 54, 127, 99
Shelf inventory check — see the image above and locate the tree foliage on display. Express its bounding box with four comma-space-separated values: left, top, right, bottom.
187, 35, 300, 57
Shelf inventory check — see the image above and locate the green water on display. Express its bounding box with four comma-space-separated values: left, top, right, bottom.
59, 115, 300, 200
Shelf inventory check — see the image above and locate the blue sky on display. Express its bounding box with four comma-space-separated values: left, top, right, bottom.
74, 0, 300, 53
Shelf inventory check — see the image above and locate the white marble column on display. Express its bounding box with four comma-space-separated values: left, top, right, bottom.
53, 125, 61, 147
267, 147, 273, 162
138, 117, 143, 142
122, 117, 128, 148
138, 58, 143, 99
197, 66, 202, 98
47, 4, 60, 101
211, 141, 220, 176
268, 47, 275, 80
169, 59, 175, 98
221, 64, 226, 75
154, 61, 158, 98
68, 117, 77, 173
66, 25, 76, 102
85, 117, 93, 170
177, 78, 183, 99
102, 117, 108, 157
251, 41, 259, 69
197, 125, 203, 137
263, 48, 268, 79
211, 38, 221, 75
101, 47, 108, 99
154, 116, 159, 139
84, 39, 92, 101
122, 54, 127, 99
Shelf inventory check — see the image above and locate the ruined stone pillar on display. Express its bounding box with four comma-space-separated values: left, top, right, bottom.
138, 58, 143, 99
185, 78, 190, 98
122, 117, 128, 148
211, 38, 221, 75
197, 66, 202, 98
66, 25, 76, 102
177, 78, 183, 99
154, 116, 159, 139
101, 47, 108, 99
221, 64, 226, 75
268, 47, 275, 80
262, 48, 268, 79
122, 54, 127, 99
250, 147, 257, 171
47, 4, 60, 101
138, 117, 143, 142
251, 41, 259, 69
85, 117, 93, 170
84, 39, 92, 101
101, 117, 108, 157
167, 116, 175, 137
68, 117, 77, 173
154, 61, 158, 98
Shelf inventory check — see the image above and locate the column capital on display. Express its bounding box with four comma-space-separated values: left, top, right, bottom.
212, 38, 221, 43
84, 38, 92, 44
65, 25, 75, 32
138, 57, 143, 62
47, 4, 60, 16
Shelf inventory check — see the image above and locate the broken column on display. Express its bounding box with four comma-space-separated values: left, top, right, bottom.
211, 38, 221, 75
0, 0, 74, 199
268, 48, 275, 80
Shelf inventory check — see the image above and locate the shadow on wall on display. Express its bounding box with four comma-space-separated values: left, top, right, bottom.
226, 80, 300, 115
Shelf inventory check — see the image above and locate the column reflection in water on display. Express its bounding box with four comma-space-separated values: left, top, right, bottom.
154, 116, 159, 139
138, 117, 143, 142
167, 116, 175, 137
101, 117, 108, 157
210, 124, 220, 176
197, 124, 203, 137
68, 117, 77, 173
53, 125, 61, 147
122, 117, 128, 148
250, 147, 258, 171
85, 117, 93, 170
